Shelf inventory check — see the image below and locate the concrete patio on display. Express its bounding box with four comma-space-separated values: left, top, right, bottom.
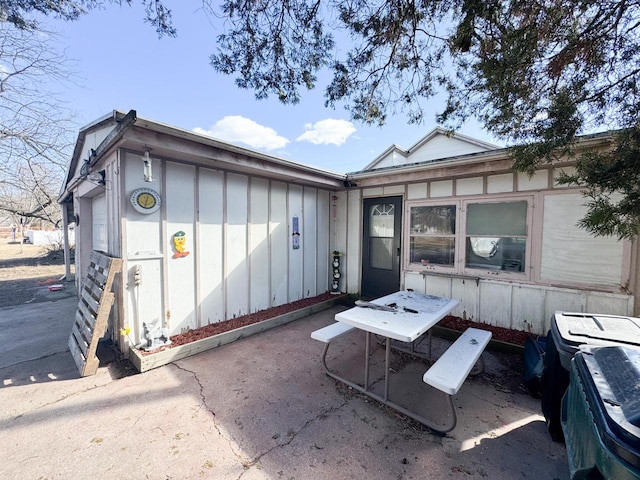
0, 295, 568, 479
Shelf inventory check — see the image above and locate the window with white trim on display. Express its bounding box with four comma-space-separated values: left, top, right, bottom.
407, 197, 532, 279
409, 205, 457, 267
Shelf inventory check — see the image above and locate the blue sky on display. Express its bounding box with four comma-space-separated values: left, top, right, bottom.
46, 2, 501, 173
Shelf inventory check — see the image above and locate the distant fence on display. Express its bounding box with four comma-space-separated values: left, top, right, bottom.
0, 226, 75, 245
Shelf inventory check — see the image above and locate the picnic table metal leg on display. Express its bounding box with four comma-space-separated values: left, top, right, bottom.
317, 331, 458, 433
365, 331, 371, 390
384, 337, 391, 401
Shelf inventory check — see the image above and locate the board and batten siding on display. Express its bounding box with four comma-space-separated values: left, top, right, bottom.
123, 153, 332, 340
404, 272, 633, 335
166, 162, 197, 333
334, 167, 634, 336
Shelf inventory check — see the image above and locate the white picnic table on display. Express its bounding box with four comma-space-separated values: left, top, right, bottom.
312, 290, 493, 431
336, 290, 459, 342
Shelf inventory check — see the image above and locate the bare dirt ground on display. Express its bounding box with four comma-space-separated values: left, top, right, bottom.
0, 238, 75, 308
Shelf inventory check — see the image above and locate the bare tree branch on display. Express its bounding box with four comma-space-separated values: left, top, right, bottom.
0, 23, 74, 229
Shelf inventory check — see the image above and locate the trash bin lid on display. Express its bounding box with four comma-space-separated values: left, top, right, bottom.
554, 312, 640, 348
576, 346, 640, 469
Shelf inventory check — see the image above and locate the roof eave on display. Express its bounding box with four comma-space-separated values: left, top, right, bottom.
133, 115, 347, 182
347, 130, 616, 180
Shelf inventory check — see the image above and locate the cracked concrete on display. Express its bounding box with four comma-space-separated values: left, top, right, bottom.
1, 296, 568, 479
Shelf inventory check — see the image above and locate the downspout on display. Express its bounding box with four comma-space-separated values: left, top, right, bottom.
61, 202, 72, 281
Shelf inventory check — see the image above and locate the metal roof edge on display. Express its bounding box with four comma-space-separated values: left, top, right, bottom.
61, 110, 348, 204
132, 114, 347, 182
408, 126, 501, 154
348, 148, 510, 179
363, 127, 501, 172
347, 130, 617, 179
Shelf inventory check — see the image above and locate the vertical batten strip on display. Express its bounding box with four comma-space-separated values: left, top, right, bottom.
194, 166, 201, 328
268, 180, 272, 309
222, 171, 228, 320
247, 176, 252, 313
160, 159, 169, 332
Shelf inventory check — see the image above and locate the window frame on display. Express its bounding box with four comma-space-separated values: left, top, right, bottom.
405, 201, 460, 273
405, 195, 533, 281
461, 197, 532, 279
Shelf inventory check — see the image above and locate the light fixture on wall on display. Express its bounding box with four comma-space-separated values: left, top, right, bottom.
87, 169, 106, 186
142, 149, 153, 182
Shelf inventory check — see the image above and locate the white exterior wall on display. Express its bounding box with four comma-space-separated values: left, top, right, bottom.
198, 169, 225, 324
288, 185, 303, 301
409, 135, 490, 163
371, 135, 495, 169
72, 124, 117, 179
121, 153, 333, 341
316, 190, 331, 296
166, 163, 197, 332
270, 182, 288, 306
249, 177, 270, 313
225, 173, 249, 319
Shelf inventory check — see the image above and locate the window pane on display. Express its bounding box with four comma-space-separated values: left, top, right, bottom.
411, 205, 456, 235
410, 237, 455, 266
466, 202, 527, 235
370, 203, 395, 237
370, 237, 393, 270
465, 237, 526, 272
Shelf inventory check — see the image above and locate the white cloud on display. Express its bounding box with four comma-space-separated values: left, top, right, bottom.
194, 115, 289, 151
296, 119, 356, 146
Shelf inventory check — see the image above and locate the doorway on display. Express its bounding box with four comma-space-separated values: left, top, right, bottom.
361, 196, 402, 298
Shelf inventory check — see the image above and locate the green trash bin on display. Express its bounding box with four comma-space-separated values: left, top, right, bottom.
561, 346, 640, 480
542, 312, 640, 442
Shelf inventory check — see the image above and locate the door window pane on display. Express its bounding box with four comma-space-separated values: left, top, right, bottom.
368, 203, 395, 270
370, 203, 395, 237
370, 238, 393, 270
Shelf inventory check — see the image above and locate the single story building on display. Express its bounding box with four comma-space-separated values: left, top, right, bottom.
59, 110, 638, 352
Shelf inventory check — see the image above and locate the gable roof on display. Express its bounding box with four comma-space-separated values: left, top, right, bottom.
362, 127, 501, 171
60, 110, 347, 203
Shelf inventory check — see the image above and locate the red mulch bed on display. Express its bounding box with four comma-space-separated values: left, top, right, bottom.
439, 315, 533, 346
139, 293, 533, 356
140, 292, 342, 355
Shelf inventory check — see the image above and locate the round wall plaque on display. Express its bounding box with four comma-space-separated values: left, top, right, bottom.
130, 187, 161, 214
